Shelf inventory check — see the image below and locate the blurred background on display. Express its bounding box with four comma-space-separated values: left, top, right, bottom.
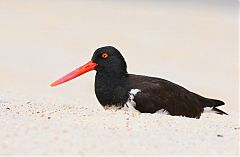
0, 0, 238, 114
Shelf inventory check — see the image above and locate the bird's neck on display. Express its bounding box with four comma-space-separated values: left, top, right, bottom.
94, 72, 129, 107
95, 70, 128, 85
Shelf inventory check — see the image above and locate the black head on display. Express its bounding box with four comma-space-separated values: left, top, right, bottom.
50, 46, 127, 87
91, 46, 127, 76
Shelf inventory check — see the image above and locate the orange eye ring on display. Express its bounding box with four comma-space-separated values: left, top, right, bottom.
101, 53, 109, 59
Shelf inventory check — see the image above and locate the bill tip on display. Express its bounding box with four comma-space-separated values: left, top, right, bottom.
50, 83, 56, 87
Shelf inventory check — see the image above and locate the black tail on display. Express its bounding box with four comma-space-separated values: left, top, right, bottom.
212, 107, 228, 115
197, 95, 228, 115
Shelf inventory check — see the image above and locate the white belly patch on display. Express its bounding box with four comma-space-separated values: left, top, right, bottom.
125, 89, 141, 109
156, 109, 169, 115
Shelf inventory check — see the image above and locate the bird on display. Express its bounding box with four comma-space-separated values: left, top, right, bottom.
51, 46, 227, 118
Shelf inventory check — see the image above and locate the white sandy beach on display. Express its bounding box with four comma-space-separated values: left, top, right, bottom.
0, 0, 239, 156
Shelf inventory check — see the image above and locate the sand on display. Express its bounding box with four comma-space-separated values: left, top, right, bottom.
0, 0, 239, 156
0, 90, 239, 156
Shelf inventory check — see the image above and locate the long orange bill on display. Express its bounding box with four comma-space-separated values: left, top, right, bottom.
50, 60, 97, 87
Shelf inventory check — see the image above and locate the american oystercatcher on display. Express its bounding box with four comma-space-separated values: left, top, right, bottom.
51, 46, 227, 118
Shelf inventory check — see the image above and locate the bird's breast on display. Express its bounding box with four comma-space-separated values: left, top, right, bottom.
95, 74, 129, 108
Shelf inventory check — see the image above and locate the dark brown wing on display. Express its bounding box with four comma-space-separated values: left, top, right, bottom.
128, 74, 204, 118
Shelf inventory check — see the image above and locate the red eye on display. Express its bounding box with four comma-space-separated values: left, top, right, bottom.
101, 53, 109, 59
